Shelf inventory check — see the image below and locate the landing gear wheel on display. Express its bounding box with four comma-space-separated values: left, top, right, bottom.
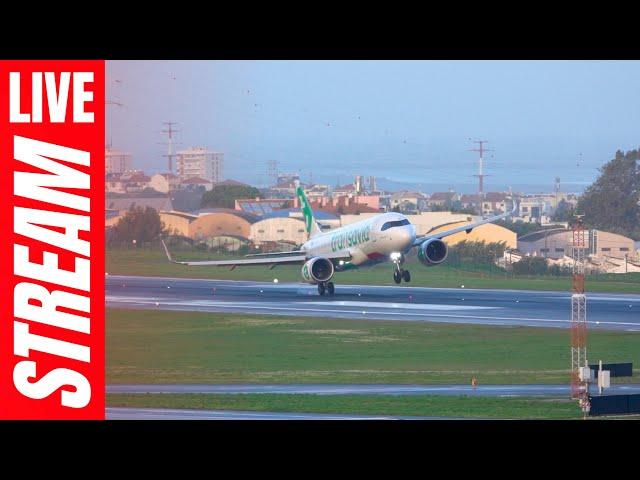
393, 270, 402, 284
318, 283, 326, 296
327, 282, 335, 295
402, 270, 411, 283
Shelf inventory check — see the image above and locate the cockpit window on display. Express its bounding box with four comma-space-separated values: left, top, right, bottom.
381, 219, 410, 231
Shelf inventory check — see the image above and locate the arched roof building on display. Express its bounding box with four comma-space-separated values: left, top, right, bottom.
160, 211, 198, 237
428, 221, 517, 249
189, 209, 258, 241
518, 229, 636, 260
250, 217, 309, 246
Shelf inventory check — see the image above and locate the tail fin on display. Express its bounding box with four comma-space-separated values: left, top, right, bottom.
296, 186, 323, 238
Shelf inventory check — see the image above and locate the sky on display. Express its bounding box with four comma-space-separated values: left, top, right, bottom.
106, 60, 640, 193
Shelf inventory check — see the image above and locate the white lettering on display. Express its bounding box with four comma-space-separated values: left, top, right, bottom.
13, 136, 90, 212
14, 282, 90, 334
14, 207, 90, 257
44, 72, 71, 123
13, 361, 91, 408
8, 72, 93, 124
14, 244, 90, 292
14, 321, 90, 363
72, 72, 94, 123
9, 72, 30, 122
31, 72, 42, 123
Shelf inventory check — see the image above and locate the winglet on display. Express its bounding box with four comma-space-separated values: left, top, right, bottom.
161, 239, 175, 263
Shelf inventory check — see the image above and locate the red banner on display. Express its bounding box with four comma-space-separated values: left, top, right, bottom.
0, 61, 105, 419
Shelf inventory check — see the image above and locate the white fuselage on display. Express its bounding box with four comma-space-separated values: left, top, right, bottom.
301, 212, 416, 268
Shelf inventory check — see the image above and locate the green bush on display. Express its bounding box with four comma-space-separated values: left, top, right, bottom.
512, 257, 550, 276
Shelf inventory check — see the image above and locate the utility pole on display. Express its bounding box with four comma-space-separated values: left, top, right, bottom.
159, 122, 180, 174
554, 177, 561, 209
469, 140, 493, 199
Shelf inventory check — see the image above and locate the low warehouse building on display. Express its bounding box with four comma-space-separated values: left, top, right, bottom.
106, 196, 174, 215
160, 211, 198, 237
202, 235, 249, 252
251, 217, 308, 246
189, 209, 257, 242
518, 229, 636, 260
427, 221, 517, 249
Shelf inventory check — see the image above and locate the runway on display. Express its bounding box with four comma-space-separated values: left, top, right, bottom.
107, 383, 640, 397
106, 275, 640, 331
106, 407, 442, 420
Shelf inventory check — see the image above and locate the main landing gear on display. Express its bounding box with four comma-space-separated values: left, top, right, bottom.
393, 268, 411, 284
318, 281, 335, 296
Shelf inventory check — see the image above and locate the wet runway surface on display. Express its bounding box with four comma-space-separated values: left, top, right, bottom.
106, 275, 640, 331
106, 407, 443, 420
107, 383, 640, 397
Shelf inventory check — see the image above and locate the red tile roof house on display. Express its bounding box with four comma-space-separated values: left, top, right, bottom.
427, 191, 457, 207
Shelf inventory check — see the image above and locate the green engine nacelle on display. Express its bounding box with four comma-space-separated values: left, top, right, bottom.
417, 238, 448, 266
301, 257, 334, 284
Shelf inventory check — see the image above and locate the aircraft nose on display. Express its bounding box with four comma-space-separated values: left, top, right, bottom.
400, 225, 416, 250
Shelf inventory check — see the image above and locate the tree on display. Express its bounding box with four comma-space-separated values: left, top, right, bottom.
448, 240, 507, 265
576, 149, 640, 240
452, 206, 479, 215
496, 219, 557, 237
109, 206, 166, 245
399, 201, 417, 213
512, 256, 549, 276
429, 203, 449, 212
201, 184, 263, 209
552, 199, 574, 222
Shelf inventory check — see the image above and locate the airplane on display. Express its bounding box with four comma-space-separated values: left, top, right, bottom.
162, 186, 516, 296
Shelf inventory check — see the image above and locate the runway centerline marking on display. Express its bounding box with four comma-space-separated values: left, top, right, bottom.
106, 296, 639, 327
304, 301, 499, 311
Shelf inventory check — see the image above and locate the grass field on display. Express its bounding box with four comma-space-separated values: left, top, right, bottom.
106, 393, 583, 419
106, 247, 640, 293
107, 308, 640, 385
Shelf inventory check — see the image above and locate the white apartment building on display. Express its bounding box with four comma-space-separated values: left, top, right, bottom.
176, 147, 224, 183
105, 148, 133, 174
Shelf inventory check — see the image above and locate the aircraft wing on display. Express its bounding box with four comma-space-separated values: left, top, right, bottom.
413, 204, 517, 247
162, 240, 308, 267
161, 240, 350, 267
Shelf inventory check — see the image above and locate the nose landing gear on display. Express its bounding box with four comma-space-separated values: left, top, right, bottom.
393, 268, 411, 284
402, 269, 411, 282
392, 254, 411, 284
318, 281, 335, 296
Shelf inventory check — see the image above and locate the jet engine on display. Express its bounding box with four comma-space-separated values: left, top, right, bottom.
301, 257, 335, 284
417, 238, 448, 266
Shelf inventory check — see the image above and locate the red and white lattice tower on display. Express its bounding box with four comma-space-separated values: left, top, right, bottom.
570, 216, 588, 401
